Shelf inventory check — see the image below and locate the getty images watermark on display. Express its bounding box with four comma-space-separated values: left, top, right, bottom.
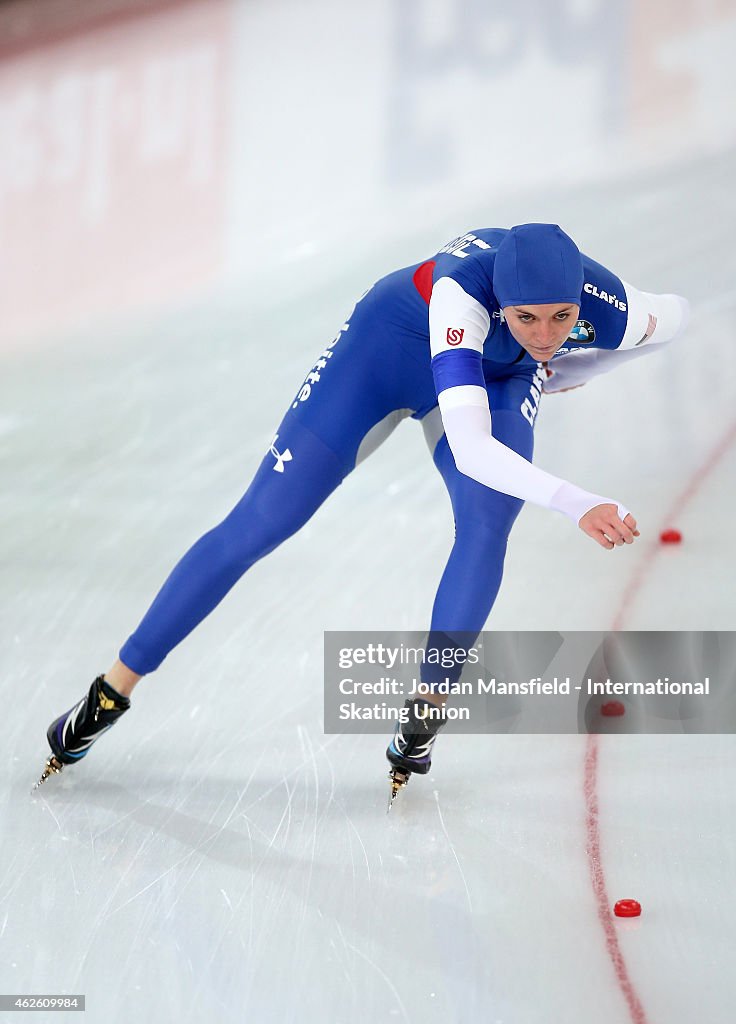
323, 631, 736, 734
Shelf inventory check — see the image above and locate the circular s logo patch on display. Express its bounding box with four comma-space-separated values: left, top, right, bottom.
446, 327, 465, 346
567, 319, 595, 344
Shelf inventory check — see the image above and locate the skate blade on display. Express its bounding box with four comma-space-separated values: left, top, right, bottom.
387, 768, 410, 813
32, 756, 64, 792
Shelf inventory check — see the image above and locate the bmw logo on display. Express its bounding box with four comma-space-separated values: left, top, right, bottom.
567, 319, 596, 344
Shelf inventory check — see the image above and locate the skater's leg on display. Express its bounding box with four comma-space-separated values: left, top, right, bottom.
422, 373, 538, 694
116, 287, 423, 680
106, 419, 347, 694
385, 373, 539, 781
117, 413, 350, 678
430, 413, 530, 626
105, 660, 140, 697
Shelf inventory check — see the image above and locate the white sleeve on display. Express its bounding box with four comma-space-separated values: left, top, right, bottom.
438, 385, 629, 525
428, 277, 491, 357
544, 285, 690, 393
618, 283, 690, 351
543, 346, 659, 393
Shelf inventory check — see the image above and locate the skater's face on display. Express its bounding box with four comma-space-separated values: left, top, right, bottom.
503, 302, 580, 362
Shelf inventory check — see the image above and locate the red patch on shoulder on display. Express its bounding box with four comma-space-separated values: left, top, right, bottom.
412, 260, 436, 304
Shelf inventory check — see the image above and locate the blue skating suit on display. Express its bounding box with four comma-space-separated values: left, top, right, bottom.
119, 228, 629, 678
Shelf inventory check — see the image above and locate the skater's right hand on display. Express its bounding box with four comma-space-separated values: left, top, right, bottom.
579, 504, 639, 549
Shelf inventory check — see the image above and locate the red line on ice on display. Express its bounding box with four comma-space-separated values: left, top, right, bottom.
585, 416, 736, 1022
584, 736, 648, 1024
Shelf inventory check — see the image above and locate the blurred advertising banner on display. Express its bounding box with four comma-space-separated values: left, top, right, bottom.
0, 0, 187, 57
2, 0, 734, 349
0, 0, 232, 346
630, 0, 736, 143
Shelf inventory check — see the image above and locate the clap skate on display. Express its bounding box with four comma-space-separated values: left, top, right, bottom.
33, 675, 130, 791
386, 696, 446, 811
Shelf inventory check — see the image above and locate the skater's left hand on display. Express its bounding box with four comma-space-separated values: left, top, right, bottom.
545, 382, 586, 393
542, 363, 586, 394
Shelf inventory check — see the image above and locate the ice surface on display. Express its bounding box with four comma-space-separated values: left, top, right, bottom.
2, 2, 736, 1021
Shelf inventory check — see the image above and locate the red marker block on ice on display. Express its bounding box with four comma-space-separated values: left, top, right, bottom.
614, 899, 642, 918
659, 528, 682, 544
601, 701, 625, 717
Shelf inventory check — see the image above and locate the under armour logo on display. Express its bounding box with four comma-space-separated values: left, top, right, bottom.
269, 434, 293, 473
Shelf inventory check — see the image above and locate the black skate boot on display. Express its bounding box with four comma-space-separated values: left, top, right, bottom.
386, 696, 447, 809
33, 676, 131, 789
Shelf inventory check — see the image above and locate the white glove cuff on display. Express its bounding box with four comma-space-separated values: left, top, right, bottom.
550, 482, 629, 526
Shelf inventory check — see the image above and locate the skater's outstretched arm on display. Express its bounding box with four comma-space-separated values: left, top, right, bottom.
544, 289, 690, 393
438, 387, 638, 548
428, 277, 639, 547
